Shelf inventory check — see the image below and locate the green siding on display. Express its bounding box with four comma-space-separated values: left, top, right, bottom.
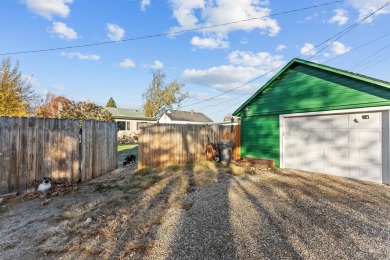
241, 115, 280, 166
240, 62, 390, 165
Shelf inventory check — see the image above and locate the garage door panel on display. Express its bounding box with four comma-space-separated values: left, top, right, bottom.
307, 116, 323, 129
285, 131, 301, 145
358, 131, 380, 144
330, 163, 350, 178
285, 145, 301, 156
331, 131, 349, 145
358, 166, 381, 182
307, 160, 324, 173
330, 147, 349, 160
307, 131, 324, 143
358, 148, 381, 165
283, 111, 385, 184
307, 146, 323, 160
331, 114, 349, 128
285, 117, 302, 130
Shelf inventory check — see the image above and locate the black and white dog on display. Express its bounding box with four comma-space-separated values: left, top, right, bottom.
123, 154, 137, 166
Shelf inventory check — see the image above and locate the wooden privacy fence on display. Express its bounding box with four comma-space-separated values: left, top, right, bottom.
0, 117, 117, 196
138, 124, 240, 168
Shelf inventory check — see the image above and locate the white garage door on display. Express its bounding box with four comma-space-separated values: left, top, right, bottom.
282, 111, 388, 183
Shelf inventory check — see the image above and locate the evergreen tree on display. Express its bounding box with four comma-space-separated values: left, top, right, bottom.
106, 97, 117, 108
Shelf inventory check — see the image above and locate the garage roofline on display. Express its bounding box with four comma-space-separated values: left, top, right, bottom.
233, 58, 390, 117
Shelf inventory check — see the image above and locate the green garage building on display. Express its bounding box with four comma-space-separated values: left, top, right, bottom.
233, 58, 390, 184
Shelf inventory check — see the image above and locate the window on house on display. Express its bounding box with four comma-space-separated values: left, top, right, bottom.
126, 122, 131, 131
117, 121, 126, 130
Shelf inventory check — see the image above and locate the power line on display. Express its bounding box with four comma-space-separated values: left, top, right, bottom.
206, 95, 254, 117
0, 0, 342, 56
180, 66, 283, 109
322, 32, 390, 64
349, 43, 390, 70
196, 91, 255, 111
183, 2, 390, 113
307, 1, 390, 60
356, 53, 390, 73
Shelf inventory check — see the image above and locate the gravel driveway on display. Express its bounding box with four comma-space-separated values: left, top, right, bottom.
0, 166, 389, 259
148, 168, 390, 259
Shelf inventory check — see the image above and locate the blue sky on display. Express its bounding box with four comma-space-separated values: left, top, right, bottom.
1, 0, 389, 121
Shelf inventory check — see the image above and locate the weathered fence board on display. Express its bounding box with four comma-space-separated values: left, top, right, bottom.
0, 117, 117, 195
81, 120, 117, 182
138, 124, 240, 169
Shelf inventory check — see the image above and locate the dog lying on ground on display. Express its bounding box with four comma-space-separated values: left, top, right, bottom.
123, 154, 137, 166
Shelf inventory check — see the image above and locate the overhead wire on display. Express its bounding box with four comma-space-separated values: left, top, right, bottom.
322, 32, 390, 64
348, 43, 390, 70
356, 53, 390, 73
197, 3, 390, 118
0, 0, 342, 56
306, 1, 390, 61
181, 2, 390, 110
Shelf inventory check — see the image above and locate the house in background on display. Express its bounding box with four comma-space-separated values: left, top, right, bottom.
233, 58, 390, 184
106, 107, 157, 141
158, 110, 213, 124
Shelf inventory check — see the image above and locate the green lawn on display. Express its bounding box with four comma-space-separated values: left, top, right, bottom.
117, 144, 138, 161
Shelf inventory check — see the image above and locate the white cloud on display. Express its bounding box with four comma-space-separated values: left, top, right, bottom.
119, 58, 136, 68
140, 0, 151, 11
61, 52, 100, 60
300, 43, 316, 56
276, 44, 286, 52
107, 23, 125, 41
169, 0, 280, 49
22, 0, 73, 19
51, 22, 77, 40
330, 41, 351, 55
182, 50, 285, 92
347, 0, 390, 22
183, 65, 262, 91
228, 51, 284, 68
169, 0, 204, 30
191, 36, 229, 49
328, 9, 349, 25
151, 60, 164, 69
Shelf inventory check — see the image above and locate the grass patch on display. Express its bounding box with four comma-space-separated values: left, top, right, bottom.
117, 144, 138, 161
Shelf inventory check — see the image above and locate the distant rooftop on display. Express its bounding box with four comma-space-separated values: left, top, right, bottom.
164, 110, 213, 123
106, 107, 157, 121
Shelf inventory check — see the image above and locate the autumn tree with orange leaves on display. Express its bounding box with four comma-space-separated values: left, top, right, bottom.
35, 92, 71, 118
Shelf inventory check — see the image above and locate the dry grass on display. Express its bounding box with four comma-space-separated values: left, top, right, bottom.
34, 160, 249, 259
1, 161, 388, 259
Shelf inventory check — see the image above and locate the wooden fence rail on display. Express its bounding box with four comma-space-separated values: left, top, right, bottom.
138, 124, 240, 168
0, 117, 117, 196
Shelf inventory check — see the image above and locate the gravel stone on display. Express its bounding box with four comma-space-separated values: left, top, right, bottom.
148, 169, 390, 260
1, 167, 389, 259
